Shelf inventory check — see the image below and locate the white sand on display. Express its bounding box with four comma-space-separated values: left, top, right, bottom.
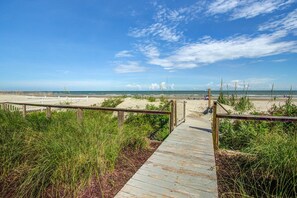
116, 98, 160, 109
0, 94, 105, 106
1, 94, 296, 116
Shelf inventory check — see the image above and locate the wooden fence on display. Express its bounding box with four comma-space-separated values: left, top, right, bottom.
0, 100, 186, 134
212, 101, 297, 150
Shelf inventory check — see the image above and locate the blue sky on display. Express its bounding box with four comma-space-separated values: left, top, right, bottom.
0, 0, 297, 91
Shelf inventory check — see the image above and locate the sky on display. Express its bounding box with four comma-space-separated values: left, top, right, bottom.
0, 0, 297, 91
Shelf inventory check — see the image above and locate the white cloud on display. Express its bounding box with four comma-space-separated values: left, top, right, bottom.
153, 2, 205, 23
232, 0, 294, 19
149, 82, 175, 90
129, 23, 182, 42
272, 58, 287, 62
115, 50, 133, 58
128, 2, 206, 42
146, 31, 297, 70
160, 82, 167, 90
149, 83, 160, 90
138, 44, 160, 58
208, 0, 295, 20
114, 61, 147, 73
208, 0, 240, 14
259, 9, 297, 34
126, 84, 142, 90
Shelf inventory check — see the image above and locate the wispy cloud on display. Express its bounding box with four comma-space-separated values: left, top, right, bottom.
128, 1, 205, 42
114, 61, 147, 73
137, 44, 160, 59
208, 0, 295, 20
129, 23, 182, 42
259, 8, 297, 35
231, 0, 294, 20
145, 31, 297, 70
272, 58, 287, 62
208, 0, 240, 14
115, 50, 133, 58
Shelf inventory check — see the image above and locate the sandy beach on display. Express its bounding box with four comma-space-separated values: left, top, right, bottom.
1, 93, 296, 117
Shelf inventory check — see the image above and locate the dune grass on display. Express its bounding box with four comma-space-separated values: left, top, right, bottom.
218, 98, 297, 197
0, 102, 170, 197
101, 97, 124, 107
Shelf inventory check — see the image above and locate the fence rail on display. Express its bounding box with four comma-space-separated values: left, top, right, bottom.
1, 100, 186, 135
212, 101, 297, 150
216, 113, 297, 122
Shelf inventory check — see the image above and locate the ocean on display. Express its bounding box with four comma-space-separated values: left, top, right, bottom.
4, 90, 296, 98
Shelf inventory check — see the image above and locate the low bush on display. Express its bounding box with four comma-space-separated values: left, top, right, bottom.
218, 98, 297, 197
101, 97, 123, 108
0, 101, 170, 197
147, 96, 156, 102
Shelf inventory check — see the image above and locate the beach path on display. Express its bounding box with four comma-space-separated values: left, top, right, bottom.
115, 115, 218, 197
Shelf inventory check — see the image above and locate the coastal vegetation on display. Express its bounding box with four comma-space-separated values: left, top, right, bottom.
101, 97, 124, 107
217, 97, 297, 197
0, 99, 170, 197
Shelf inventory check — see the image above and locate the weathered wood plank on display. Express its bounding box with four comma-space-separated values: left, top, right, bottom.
137, 165, 217, 192
5, 102, 171, 115
120, 184, 167, 197
115, 117, 218, 197
217, 113, 297, 122
118, 111, 124, 129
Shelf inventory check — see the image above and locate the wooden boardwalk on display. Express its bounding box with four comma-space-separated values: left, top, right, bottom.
115, 116, 218, 197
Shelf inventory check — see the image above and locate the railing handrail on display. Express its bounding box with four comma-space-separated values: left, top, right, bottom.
216, 102, 230, 113
216, 113, 297, 122
212, 101, 297, 151
3, 102, 171, 115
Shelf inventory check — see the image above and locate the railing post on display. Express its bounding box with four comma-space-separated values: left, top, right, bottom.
174, 100, 177, 127
118, 111, 124, 130
208, 88, 211, 109
212, 101, 218, 150
46, 107, 51, 119
22, 105, 26, 118
216, 117, 219, 149
183, 101, 186, 122
170, 100, 174, 133
77, 108, 83, 123
3, 103, 7, 111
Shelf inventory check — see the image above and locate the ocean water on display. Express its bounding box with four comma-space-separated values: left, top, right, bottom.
10, 90, 297, 98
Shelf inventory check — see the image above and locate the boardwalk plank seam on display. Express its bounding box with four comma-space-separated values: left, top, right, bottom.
115, 117, 218, 197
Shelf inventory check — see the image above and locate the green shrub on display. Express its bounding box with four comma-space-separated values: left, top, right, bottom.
0, 106, 168, 197
125, 102, 170, 141
132, 95, 142, 99
159, 95, 168, 103
147, 96, 156, 102
101, 97, 123, 108
219, 98, 297, 197
217, 92, 229, 105
234, 96, 254, 112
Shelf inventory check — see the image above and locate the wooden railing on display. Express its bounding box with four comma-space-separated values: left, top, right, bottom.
173, 100, 186, 127
0, 100, 186, 134
212, 101, 297, 150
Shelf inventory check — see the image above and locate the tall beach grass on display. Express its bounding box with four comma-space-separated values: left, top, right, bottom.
218, 98, 297, 197
0, 99, 170, 197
